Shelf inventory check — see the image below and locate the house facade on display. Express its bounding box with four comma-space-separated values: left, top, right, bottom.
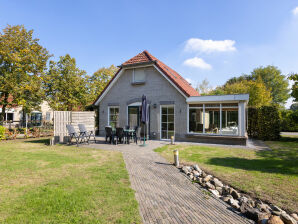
0, 101, 54, 128
94, 50, 249, 145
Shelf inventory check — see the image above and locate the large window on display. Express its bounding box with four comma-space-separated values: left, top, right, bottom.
161, 105, 174, 139
189, 103, 238, 135
108, 107, 119, 128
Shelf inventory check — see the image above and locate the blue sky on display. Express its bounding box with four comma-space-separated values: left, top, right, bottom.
1, 0, 297, 106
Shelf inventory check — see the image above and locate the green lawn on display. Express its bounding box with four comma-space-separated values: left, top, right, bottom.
0, 138, 141, 224
155, 137, 298, 213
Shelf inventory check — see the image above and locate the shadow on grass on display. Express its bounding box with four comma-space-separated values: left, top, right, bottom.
207, 155, 297, 176
24, 138, 50, 145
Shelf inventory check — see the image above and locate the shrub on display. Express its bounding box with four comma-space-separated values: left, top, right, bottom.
0, 126, 6, 140
280, 109, 298, 132
248, 106, 281, 140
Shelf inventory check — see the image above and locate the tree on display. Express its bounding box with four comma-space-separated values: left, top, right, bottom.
87, 65, 118, 102
250, 66, 289, 105
196, 78, 212, 95
43, 54, 88, 111
288, 73, 298, 102
219, 78, 272, 107
0, 25, 50, 122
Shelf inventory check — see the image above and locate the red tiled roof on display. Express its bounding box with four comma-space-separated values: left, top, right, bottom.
123, 50, 199, 97
94, 50, 199, 104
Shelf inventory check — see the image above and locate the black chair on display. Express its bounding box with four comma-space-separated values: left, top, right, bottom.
105, 126, 113, 144
66, 124, 85, 146
115, 128, 125, 144
78, 124, 96, 143
134, 126, 141, 144
115, 127, 125, 144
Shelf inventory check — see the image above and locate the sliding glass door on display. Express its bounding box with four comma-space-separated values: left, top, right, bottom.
161, 105, 175, 139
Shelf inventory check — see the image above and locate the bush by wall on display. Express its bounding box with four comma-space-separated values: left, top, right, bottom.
0, 126, 6, 140
248, 106, 281, 140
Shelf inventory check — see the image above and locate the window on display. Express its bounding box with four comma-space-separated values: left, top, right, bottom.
5, 113, 13, 121
108, 107, 119, 128
188, 103, 239, 136
204, 104, 220, 134
133, 68, 146, 83
221, 103, 238, 135
161, 106, 174, 139
189, 107, 203, 133
31, 112, 42, 126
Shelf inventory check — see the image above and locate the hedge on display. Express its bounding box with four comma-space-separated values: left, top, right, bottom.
248, 106, 281, 140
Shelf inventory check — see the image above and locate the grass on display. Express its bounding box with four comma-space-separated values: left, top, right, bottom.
154, 136, 298, 213
0, 138, 141, 224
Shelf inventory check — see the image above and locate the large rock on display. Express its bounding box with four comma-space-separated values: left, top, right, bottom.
203, 175, 212, 182
182, 166, 191, 174
215, 186, 223, 195
268, 215, 284, 224
193, 170, 201, 177
209, 189, 220, 197
220, 195, 233, 202
193, 164, 202, 173
257, 213, 270, 224
240, 202, 259, 221
228, 198, 240, 210
211, 178, 223, 187
206, 182, 215, 190
291, 214, 298, 222
231, 189, 241, 199
280, 213, 297, 224
258, 203, 271, 214
222, 186, 230, 195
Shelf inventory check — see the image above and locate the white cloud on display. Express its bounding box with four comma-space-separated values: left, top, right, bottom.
292, 7, 298, 16
184, 38, 236, 53
183, 57, 212, 70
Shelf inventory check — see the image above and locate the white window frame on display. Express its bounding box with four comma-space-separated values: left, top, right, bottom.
108, 106, 119, 127
160, 105, 175, 140
187, 103, 239, 136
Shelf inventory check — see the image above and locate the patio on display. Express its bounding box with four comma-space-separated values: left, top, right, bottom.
84, 137, 253, 224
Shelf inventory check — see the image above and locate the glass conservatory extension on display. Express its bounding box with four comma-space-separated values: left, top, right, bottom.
187, 94, 249, 137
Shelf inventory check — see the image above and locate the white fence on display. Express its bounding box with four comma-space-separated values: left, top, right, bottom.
53, 111, 95, 144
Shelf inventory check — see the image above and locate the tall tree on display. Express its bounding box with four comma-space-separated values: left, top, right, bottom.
44, 54, 88, 111
87, 65, 118, 102
251, 66, 289, 105
0, 25, 50, 122
288, 73, 298, 102
213, 78, 272, 107
196, 78, 212, 95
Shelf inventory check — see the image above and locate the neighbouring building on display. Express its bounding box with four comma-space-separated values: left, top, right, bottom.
0, 101, 54, 128
94, 50, 249, 145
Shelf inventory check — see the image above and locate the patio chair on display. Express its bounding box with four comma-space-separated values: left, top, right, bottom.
78, 124, 96, 143
66, 124, 85, 146
105, 126, 113, 144
134, 126, 141, 144
115, 127, 125, 144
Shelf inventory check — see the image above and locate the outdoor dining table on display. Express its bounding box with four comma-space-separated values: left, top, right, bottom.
123, 129, 135, 144
110, 128, 135, 144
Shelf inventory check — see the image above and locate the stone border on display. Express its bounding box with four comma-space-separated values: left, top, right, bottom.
181, 164, 297, 224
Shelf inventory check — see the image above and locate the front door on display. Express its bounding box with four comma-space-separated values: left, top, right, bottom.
128, 105, 150, 138
128, 106, 140, 128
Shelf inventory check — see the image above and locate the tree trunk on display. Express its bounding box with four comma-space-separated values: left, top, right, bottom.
0, 93, 8, 125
